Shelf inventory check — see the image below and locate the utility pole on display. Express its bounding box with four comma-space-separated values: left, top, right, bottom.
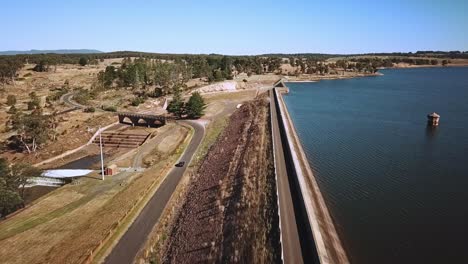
99, 127, 105, 180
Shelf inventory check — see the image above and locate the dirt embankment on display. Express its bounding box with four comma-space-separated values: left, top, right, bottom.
161, 97, 280, 263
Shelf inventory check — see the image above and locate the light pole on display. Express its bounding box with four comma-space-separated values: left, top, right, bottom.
99, 127, 105, 180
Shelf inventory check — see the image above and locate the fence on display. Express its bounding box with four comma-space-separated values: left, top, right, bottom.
82, 162, 172, 264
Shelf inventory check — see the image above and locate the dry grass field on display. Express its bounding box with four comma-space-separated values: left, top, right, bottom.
0, 60, 121, 162
0, 123, 190, 264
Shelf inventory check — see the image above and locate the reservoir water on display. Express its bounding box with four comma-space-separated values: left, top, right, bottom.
283, 67, 468, 264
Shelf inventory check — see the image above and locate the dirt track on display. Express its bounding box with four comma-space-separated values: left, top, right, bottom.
163, 97, 281, 263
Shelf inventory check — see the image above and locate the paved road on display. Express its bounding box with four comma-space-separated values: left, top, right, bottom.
61, 92, 86, 109
270, 89, 304, 264
103, 120, 205, 264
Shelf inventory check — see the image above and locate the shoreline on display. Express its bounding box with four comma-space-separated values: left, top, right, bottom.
274, 67, 468, 261
282, 63, 468, 83
390, 63, 468, 69
273, 86, 350, 263
285, 72, 381, 82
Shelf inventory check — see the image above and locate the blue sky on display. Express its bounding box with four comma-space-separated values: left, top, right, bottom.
1, 0, 467, 54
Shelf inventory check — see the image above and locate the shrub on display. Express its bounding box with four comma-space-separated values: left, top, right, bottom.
74, 89, 93, 105
131, 97, 145, 106
7, 105, 17, 114
6, 95, 16, 106
84, 107, 96, 113
151, 88, 163, 98
102, 105, 117, 112
79, 57, 88, 66
48, 88, 69, 101
27, 92, 41, 110
32, 61, 48, 72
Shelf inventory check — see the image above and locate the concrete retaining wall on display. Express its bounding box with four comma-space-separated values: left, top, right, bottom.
273, 87, 349, 264
34, 122, 119, 167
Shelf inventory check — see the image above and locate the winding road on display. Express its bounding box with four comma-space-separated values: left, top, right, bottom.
103, 120, 205, 264
61, 92, 86, 109
56, 92, 91, 115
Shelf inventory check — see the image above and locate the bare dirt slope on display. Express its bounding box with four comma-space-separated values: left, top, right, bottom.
162, 96, 281, 263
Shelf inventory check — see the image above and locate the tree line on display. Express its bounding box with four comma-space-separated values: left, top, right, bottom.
1, 50, 466, 84
98, 57, 192, 94
285, 57, 380, 75
348, 57, 447, 66
96, 56, 283, 95
0, 57, 23, 84
285, 56, 452, 76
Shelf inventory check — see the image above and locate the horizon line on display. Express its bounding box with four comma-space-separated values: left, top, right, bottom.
1, 49, 468, 57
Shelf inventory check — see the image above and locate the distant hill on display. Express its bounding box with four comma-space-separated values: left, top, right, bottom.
0, 49, 103, 55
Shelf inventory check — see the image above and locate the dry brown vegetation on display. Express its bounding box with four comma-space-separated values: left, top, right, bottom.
0, 124, 190, 264
9, 113, 116, 164
157, 96, 280, 263
392, 58, 468, 68
0, 61, 120, 163
0, 60, 261, 166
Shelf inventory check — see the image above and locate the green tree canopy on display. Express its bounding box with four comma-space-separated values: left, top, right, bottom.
9, 110, 52, 153
0, 159, 42, 217
167, 86, 185, 118
0, 159, 8, 177
79, 57, 88, 66
27, 92, 41, 110
98, 66, 117, 87
0, 58, 24, 84
10, 163, 41, 198
0, 184, 22, 218
32, 60, 49, 72
185, 92, 206, 119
